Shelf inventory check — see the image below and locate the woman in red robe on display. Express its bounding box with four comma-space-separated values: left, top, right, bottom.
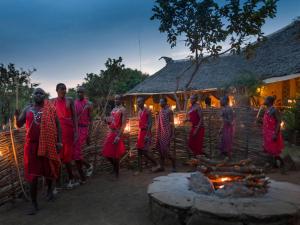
263, 96, 284, 167
186, 94, 205, 157
102, 95, 126, 177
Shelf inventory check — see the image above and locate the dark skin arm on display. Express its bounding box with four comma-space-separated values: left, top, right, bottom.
55, 115, 63, 152
193, 106, 203, 137
15, 106, 31, 128
68, 98, 78, 142
145, 109, 152, 142
169, 109, 175, 139
270, 107, 281, 141
113, 107, 127, 144
86, 102, 93, 145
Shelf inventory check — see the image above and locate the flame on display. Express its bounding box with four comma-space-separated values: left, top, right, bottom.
220, 177, 231, 182
280, 121, 285, 129
124, 121, 131, 133
149, 105, 153, 110
174, 116, 180, 126
171, 105, 176, 110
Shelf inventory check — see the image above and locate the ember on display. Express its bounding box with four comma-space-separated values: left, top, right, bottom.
195, 156, 269, 197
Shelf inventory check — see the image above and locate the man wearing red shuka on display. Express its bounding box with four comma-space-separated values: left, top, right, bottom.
15, 88, 62, 215
73, 86, 94, 183
52, 83, 78, 189
102, 95, 126, 178
185, 94, 205, 157
263, 96, 284, 168
135, 97, 159, 174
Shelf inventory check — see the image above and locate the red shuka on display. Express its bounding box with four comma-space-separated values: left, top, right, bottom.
73, 99, 90, 160
24, 107, 55, 182
263, 109, 284, 156
102, 108, 126, 159
53, 98, 74, 163
136, 108, 151, 150
188, 107, 205, 156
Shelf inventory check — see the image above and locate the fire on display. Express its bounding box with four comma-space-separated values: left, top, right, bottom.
174, 116, 180, 126
220, 177, 231, 182
124, 121, 131, 133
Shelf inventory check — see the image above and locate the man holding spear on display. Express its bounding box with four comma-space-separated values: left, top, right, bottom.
15, 88, 62, 215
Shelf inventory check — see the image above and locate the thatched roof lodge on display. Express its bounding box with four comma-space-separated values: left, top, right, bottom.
125, 20, 300, 114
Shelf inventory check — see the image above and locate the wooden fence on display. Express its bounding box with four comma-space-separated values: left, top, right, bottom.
0, 107, 269, 206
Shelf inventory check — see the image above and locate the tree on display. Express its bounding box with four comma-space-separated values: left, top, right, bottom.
82, 57, 148, 115
151, 0, 277, 110
0, 63, 38, 128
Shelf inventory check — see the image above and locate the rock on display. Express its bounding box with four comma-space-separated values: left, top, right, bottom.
215, 182, 254, 198
148, 173, 300, 225
188, 172, 214, 195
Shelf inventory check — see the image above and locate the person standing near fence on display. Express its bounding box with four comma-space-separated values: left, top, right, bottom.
219, 96, 234, 158
102, 95, 126, 178
73, 86, 94, 183
155, 97, 176, 172
185, 94, 205, 157
135, 97, 159, 174
15, 88, 62, 215
52, 83, 78, 188
262, 96, 284, 168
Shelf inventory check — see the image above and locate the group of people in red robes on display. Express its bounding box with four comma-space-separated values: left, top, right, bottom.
15, 84, 94, 215
16, 85, 284, 215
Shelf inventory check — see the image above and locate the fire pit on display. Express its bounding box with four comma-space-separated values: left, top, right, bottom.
148, 159, 300, 225
191, 156, 269, 198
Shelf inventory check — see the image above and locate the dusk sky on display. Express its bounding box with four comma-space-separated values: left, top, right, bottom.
0, 0, 299, 96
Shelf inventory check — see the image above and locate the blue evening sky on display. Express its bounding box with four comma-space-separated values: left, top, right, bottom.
0, 0, 299, 96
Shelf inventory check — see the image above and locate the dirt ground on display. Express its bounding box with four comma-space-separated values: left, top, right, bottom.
0, 167, 300, 225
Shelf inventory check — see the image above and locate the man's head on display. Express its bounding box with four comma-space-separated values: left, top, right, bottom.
115, 95, 122, 106
77, 86, 85, 100
56, 83, 67, 98
220, 96, 229, 107
137, 96, 145, 109
33, 88, 46, 105
159, 97, 167, 108
264, 96, 275, 106
190, 94, 198, 105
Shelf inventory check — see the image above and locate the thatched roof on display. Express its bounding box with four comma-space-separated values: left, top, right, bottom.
127, 20, 300, 95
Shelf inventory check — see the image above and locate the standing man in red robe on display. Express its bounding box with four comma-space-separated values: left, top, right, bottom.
73, 86, 93, 182
15, 88, 62, 215
156, 97, 176, 172
102, 95, 126, 178
262, 96, 284, 168
136, 97, 159, 174
52, 83, 78, 188
185, 94, 205, 157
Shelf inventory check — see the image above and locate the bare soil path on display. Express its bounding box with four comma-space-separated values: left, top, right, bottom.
0, 167, 299, 225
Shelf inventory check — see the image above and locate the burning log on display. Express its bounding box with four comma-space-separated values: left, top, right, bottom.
197, 155, 252, 167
